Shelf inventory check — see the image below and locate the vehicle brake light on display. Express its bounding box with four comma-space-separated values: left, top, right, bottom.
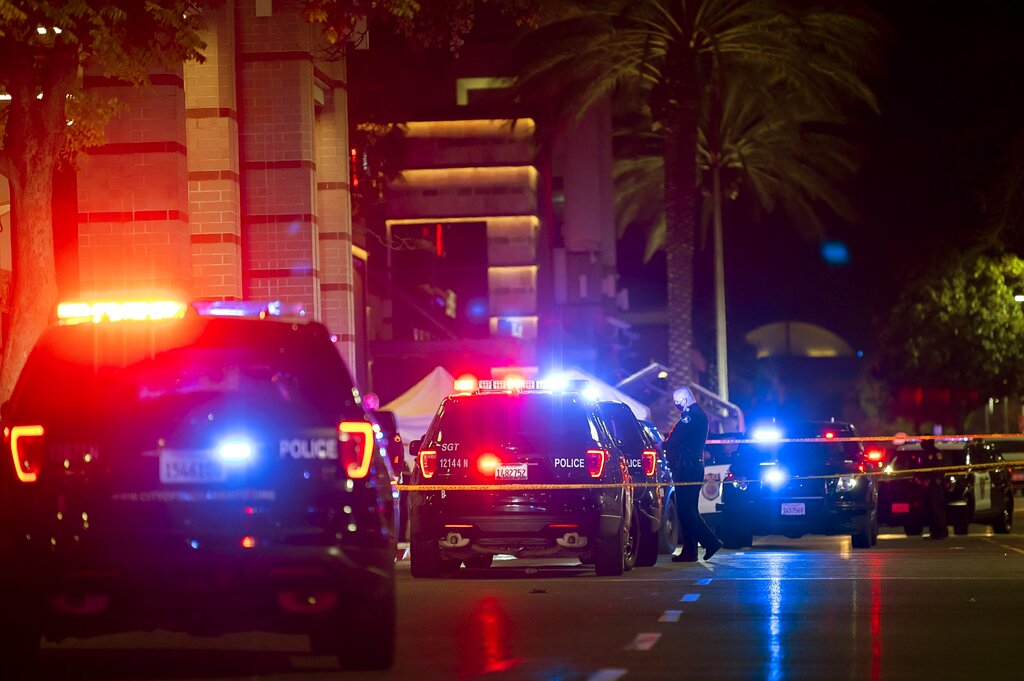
586, 448, 607, 478
7, 425, 45, 483
477, 452, 501, 475
419, 449, 437, 479
866, 448, 884, 461
338, 421, 375, 479
824, 431, 836, 440
642, 449, 657, 477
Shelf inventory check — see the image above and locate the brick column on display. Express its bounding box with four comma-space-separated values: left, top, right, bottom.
185, 1, 242, 300
77, 70, 191, 296
236, 2, 319, 313
314, 57, 358, 373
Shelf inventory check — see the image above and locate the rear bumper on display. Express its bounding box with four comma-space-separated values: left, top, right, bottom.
411, 490, 619, 559
0, 530, 394, 640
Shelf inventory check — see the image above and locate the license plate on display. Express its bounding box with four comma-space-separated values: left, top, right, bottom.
495, 463, 528, 481
891, 502, 911, 514
780, 502, 805, 516
159, 452, 226, 484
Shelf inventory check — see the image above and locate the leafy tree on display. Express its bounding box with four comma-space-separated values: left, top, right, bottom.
514, 0, 877, 386
0, 1, 207, 402
881, 252, 1024, 423
0, 0, 538, 402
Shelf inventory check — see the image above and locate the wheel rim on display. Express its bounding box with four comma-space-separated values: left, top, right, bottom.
626, 511, 639, 559
664, 500, 678, 546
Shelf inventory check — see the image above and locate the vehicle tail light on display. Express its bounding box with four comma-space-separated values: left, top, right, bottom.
586, 448, 607, 478
6, 425, 45, 483
642, 449, 657, 477
338, 421, 375, 479
477, 452, 501, 476
419, 449, 438, 479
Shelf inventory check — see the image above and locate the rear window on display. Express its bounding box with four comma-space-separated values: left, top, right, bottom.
890, 446, 967, 470
9, 318, 356, 422
429, 394, 602, 449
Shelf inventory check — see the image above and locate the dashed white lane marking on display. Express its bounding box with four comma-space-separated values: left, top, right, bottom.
659, 610, 683, 622
695, 578, 713, 585
624, 632, 662, 651
588, 669, 629, 681
680, 593, 701, 602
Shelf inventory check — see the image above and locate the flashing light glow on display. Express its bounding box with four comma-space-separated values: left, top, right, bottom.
57, 300, 186, 325
8, 425, 45, 483
762, 466, 787, 487
477, 452, 501, 475
866, 449, 884, 462
586, 448, 607, 478
241, 536, 256, 549
581, 386, 599, 401
419, 449, 438, 479
453, 375, 478, 392
216, 439, 254, 464
542, 374, 568, 391
505, 375, 526, 390
824, 431, 836, 440
191, 300, 307, 318
339, 421, 375, 479
752, 426, 783, 443
657, 370, 669, 379
36, 27, 47, 34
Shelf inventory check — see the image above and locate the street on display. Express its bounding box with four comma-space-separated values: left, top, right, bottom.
28, 508, 1024, 681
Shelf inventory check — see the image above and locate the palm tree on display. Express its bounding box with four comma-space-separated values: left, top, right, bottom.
615, 80, 866, 399
515, 0, 877, 386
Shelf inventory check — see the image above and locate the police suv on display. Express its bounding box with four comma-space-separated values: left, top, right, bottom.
408, 378, 636, 577
717, 421, 879, 549
0, 299, 397, 673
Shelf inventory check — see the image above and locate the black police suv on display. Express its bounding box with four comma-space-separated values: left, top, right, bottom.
408, 381, 636, 577
716, 421, 879, 549
0, 301, 397, 673
878, 439, 1014, 536
600, 402, 672, 566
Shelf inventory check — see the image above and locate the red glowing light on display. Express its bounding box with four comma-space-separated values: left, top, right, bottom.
241, 536, 256, 549
586, 449, 607, 478
477, 452, 501, 475
419, 449, 438, 478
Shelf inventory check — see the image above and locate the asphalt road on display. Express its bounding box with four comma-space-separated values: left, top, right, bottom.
32, 508, 1024, 681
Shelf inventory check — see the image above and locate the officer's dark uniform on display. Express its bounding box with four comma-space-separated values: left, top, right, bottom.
919, 440, 948, 539
664, 401, 722, 561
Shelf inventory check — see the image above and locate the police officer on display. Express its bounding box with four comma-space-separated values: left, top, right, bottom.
919, 439, 949, 540
664, 387, 723, 562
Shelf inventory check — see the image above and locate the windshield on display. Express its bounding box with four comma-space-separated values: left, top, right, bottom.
429, 393, 601, 450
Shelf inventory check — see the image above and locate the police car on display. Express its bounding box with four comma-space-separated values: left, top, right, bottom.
878, 439, 1014, 536
716, 421, 879, 548
408, 377, 636, 577
0, 299, 397, 672
600, 403, 669, 566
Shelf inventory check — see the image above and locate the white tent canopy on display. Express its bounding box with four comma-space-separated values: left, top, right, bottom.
561, 367, 651, 421
382, 366, 455, 445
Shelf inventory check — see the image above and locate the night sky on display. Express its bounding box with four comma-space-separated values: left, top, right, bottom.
619, 0, 1024, 373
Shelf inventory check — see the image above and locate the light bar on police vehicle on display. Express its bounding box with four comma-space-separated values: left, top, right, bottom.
191, 300, 307, 319
57, 300, 187, 325
476, 378, 591, 392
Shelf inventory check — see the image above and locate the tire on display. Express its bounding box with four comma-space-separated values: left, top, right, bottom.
410, 533, 457, 578
0, 599, 41, 678
594, 512, 626, 577
992, 495, 1014, 534
953, 496, 973, 535
636, 529, 660, 568
658, 495, 679, 554
851, 514, 873, 549
720, 521, 753, 549
903, 523, 923, 536
623, 508, 641, 571
310, 581, 395, 671
463, 554, 494, 569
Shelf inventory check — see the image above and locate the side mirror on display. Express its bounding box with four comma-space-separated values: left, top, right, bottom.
409, 439, 421, 458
